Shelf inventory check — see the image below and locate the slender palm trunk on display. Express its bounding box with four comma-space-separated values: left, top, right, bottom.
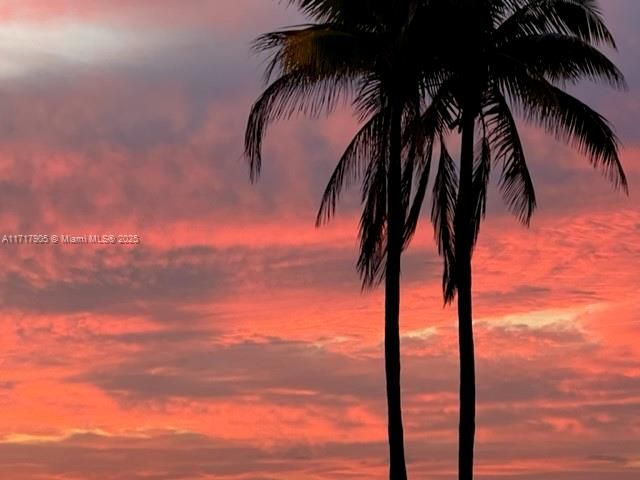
385, 104, 408, 480
456, 109, 476, 480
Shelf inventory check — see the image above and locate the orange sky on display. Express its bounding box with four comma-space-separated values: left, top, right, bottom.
0, 1, 638, 479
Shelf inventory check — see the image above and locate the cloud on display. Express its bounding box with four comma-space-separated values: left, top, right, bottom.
0, 1, 638, 479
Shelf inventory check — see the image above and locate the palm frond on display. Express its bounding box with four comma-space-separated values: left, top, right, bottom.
400, 99, 428, 218
353, 73, 386, 122
497, 0, 617, 48
484, 91, 537, 224
289, 0, 352, 22
254, 25, 376, 81
244, 68, 352, 181
401, 88, 455, 249
358, 146, 389, 289
500, 33, 626, 89
472, 133, 492, 242
289, 0, 391, 27
402, 135, 434, 249
316, 112, 386, 224
431, 139, 458, 303
401, 134, 417, 220
500, 73, 628, 192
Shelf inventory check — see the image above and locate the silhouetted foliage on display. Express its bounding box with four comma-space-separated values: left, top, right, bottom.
245, 1, 626, 480
245, 2, 451, 479
412, 2, 627, 479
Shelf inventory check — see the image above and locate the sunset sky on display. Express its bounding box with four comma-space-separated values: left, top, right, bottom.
0, 1, 638, 479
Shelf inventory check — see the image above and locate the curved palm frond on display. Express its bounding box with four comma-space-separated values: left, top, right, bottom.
402, 136, 434, 249
255, 25, 377, 81
402, 87, 456, 248
290, 0, 354, 22
497, 0, 617, 48
500, 33, 626, 89
401, 127, 418, 220
483, 91, 537, 224
500, 72, 628, 192
431, 139, 458, 303
472, 133, 492, 241
316, 112, 386, 224
353, 73, 386, 122
289, 0, 394, 26
244, 68, 353, 181
358, 146, 388, 289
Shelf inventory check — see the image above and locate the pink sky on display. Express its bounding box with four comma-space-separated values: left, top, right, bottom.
0, 1, 638, 479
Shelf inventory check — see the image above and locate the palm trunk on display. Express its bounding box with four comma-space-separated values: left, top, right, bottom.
385, 104, 408, 480
456, 109, 476, 480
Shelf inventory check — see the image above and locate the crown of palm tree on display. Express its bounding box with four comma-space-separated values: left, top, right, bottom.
246, 0, 452, 287
247, 0, 626, 298
411, 0, 627, 301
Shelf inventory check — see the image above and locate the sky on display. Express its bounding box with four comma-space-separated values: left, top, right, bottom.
0, 1, 638, 479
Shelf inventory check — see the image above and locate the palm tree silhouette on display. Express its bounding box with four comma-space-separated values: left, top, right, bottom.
414, 1, 627, 479
245, 1, 626, 479
244, 1, 450, 478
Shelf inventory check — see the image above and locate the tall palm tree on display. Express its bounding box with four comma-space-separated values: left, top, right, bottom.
413, 1, 627, 479
244, 1, 449, 478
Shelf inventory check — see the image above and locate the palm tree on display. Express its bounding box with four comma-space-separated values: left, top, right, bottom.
413, 1, 627, 479
243, 1, 450, 478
